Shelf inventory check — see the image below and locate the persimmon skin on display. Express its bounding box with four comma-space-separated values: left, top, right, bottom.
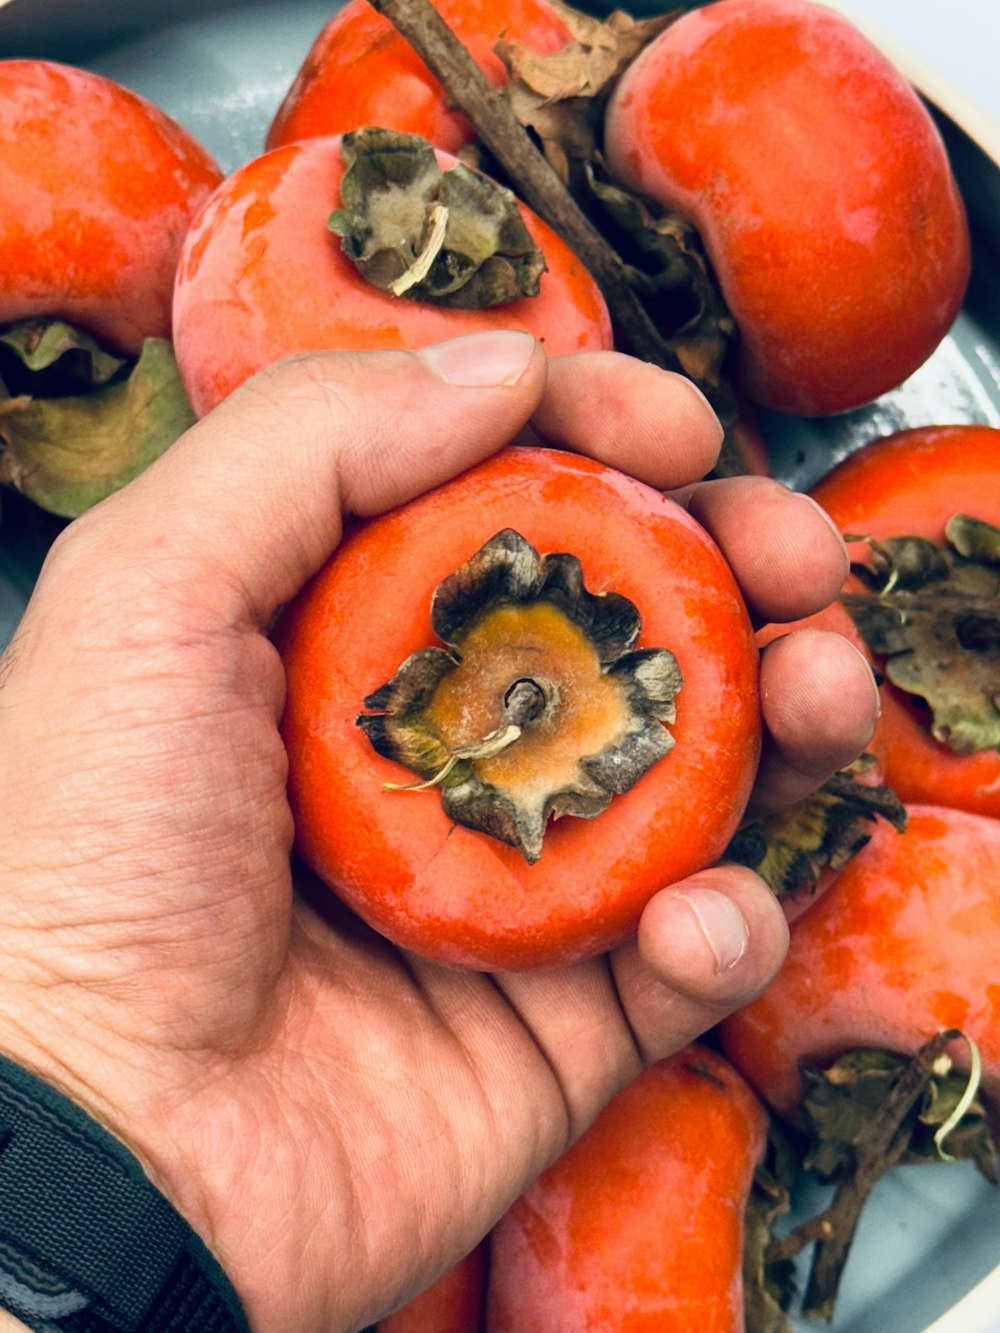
808, 425, 1000, 819
718, 805, 1000, 1119
276, 447, 761, 972
267, 0, 572, 154
486, 1044, 769, 1331
376, 1243, 486, 1332
172, 136, 612, 417
0, 59, 222, 357
603, 0, 970, 416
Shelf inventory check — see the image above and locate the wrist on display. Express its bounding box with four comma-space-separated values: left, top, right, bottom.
0, 1052, 250, 1333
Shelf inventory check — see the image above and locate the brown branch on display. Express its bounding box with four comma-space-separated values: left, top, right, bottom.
841, 590, 1000, 618
770, 1031, 959, 1323
367, 0, 682, 372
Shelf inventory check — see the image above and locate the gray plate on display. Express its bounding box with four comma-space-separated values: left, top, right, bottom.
1, 4, 999, 1329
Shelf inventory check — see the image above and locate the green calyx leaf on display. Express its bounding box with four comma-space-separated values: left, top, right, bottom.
0, 318, 127, 392
328, 127, 547, 308
842, 517, 1000, 755
766, 1032, 997, 1324
0, 330, 196, 518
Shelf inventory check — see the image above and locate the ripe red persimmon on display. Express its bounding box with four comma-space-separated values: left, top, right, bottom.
603, 0, 970, 416
807, 425, 1000, 819
276, 447, 761, 971
375, 1243, 486, 1332
486, 1043, 769, 1331
266, 0, 572, 154
172, 134, 612, 417
718, 804, 1000, 1120
0, 59, 222, 357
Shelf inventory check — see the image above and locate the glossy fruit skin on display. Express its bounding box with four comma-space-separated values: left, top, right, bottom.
603, 0, 970, 416
0, 59, 222, 357
486, 1044, 769, 1331
808, 425, 1000, 819
376, 1243, 486, 1332
266, 0, 572, 154
718, 805, 1000, 1120
276, 447, 761, 972
173, 136, 612, 416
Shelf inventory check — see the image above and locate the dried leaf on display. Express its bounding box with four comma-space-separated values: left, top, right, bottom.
743, 1126, 801, 1333
725, 759, 907, 898
0, 338, 196, 517
845, 519, 1000, 754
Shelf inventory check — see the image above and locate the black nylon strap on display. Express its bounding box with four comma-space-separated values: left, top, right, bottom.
0, 1054, 249, 1333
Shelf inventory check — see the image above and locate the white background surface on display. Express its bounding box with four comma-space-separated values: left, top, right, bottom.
837, 0, 999, 128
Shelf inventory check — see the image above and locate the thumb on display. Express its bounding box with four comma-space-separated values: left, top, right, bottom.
62, 331, 547, 627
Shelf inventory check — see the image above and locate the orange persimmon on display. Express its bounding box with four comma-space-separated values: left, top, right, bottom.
487, 1044, 769, 1330
275, 446, 761, 971
172, 134, 611, 417
603, 0, 969, 416
0, 59, 222, 357
808, 425, 1000, 819
375, 1243, 486, 1332
718, 804, 1000, 1120
266, 0, 572, 154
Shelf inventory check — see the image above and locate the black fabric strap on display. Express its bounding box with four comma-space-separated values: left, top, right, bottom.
0, 1054, 250, 1333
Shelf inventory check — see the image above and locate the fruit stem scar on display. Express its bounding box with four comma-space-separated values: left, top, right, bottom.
383, 676, 548, 792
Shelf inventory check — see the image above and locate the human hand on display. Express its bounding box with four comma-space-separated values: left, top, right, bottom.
0, 332, 877, 1332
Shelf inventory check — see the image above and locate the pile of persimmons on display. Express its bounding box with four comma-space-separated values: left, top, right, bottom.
2, 0, 998, 1327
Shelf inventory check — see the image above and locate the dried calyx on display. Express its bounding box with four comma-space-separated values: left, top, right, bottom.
357, 528, 682, 862
725, 755, 907, 900
0, 318, 196, 517
328, 128, 546, 308
842, 514, 1000, 754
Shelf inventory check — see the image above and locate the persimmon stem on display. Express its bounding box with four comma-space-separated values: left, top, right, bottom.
383, 676, 546, 792
763, 1213, 835, 1265
389, 200, 450, 295
934, 1035, 982, 1161
771, 1030, 961, 1322
840, 590, 1000, 618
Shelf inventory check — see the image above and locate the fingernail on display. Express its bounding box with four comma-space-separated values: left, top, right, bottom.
673, 888, 749, 973
417, 330, 537, 387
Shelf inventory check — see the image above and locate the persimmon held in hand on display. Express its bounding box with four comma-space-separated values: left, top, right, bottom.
276, 447, 761, 971
603, 0, 970, 416
173, 132, 611, 416
0, 59, 222, 357
375, 1243, 486, 1332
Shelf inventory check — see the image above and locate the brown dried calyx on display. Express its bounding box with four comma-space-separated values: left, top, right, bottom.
357, 529, 683, 862
328, 127, 546, 308
842, 514, 1000, 754
725, 755, 907, 900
